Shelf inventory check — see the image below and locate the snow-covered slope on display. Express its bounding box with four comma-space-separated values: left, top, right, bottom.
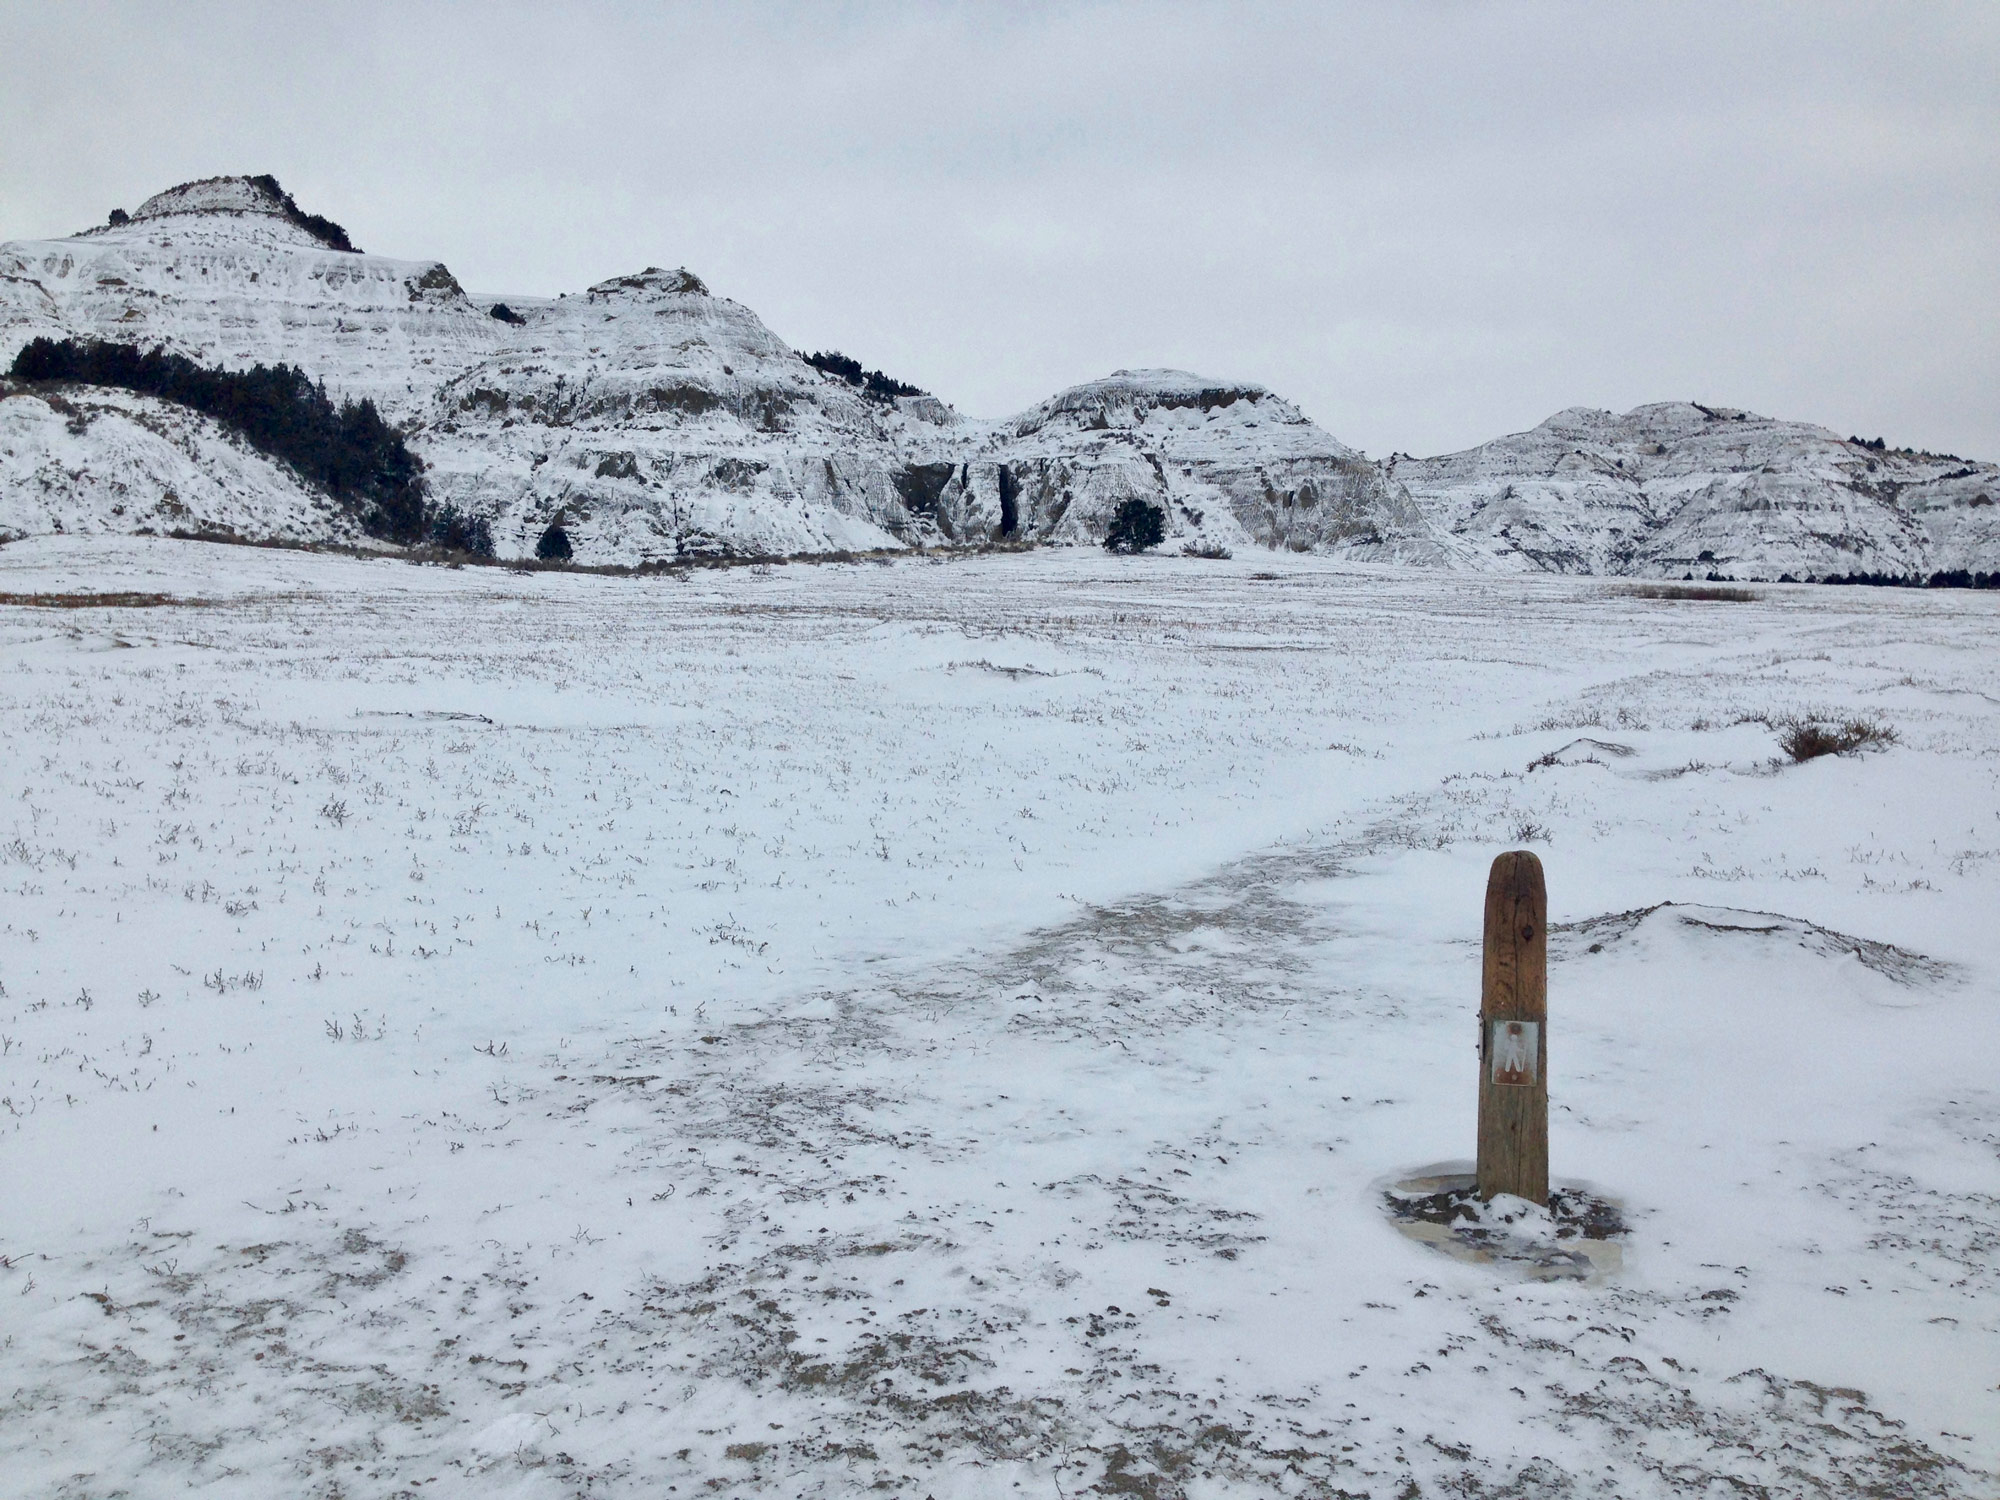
1392, 402, 2000, 579
410, 268, 965, 561
0, 380, 362, 546
0, 177, 1440, 563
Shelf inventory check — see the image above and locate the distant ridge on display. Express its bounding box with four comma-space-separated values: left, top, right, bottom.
1390, 402, 2000, 582
3, 175, 1995, 574
0, 175, 1441, 563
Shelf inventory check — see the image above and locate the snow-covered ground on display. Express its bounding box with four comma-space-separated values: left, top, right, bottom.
1, 536, 1995, 1498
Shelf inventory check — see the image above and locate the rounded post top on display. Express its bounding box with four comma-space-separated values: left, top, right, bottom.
1487, 848, 1545, 892
1481, 849, 1548, 1022
1488, 849, 1544, 942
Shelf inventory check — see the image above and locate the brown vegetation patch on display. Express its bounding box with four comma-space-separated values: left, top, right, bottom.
0, 591, 208, 609
1617, 583, 1759, 602
1780, 716, 1899, 761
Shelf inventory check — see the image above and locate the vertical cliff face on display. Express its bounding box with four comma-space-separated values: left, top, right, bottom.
1393, 403, 2000, 579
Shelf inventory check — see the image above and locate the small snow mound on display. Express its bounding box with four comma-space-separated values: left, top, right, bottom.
1553, 902, 1954, 986
1526, 736, 1638, 770
467, 1412, 544, 1457
1461, 1192, 1555, 1239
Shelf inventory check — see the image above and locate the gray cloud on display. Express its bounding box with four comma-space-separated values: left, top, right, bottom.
4, 0, 1996, 459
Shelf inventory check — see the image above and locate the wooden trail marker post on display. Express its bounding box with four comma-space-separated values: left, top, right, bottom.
1477, 850, 1549, 1204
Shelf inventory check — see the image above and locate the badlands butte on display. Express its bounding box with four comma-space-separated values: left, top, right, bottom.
2, 174, 1996, 577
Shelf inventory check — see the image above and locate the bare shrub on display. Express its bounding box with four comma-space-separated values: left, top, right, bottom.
1779, 717, 1898, 762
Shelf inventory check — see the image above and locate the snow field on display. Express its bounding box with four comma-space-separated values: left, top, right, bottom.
1, 537, 1997, 1498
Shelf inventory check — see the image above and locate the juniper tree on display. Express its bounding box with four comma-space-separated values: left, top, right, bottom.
1104, 499, 1166, 554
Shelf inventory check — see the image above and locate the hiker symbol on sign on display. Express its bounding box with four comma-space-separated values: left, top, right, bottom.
1490, 1020, 1539, 1087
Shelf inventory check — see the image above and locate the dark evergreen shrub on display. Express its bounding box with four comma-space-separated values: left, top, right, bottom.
248, 174, 357, 252
863, 369, 924, 400
430, 507, 494, 557
107, 208, 130, 227
10, 336, 427, 542
1817, 569, 2000, 590
1924, 569, 2000, 590
805, 350, 864, 383
1104, 498, 1166, 554
536, 522, 573, 561
802, 349, 925, 400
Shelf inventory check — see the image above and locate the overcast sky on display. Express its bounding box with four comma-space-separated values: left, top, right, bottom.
3, 1, 1996, 460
